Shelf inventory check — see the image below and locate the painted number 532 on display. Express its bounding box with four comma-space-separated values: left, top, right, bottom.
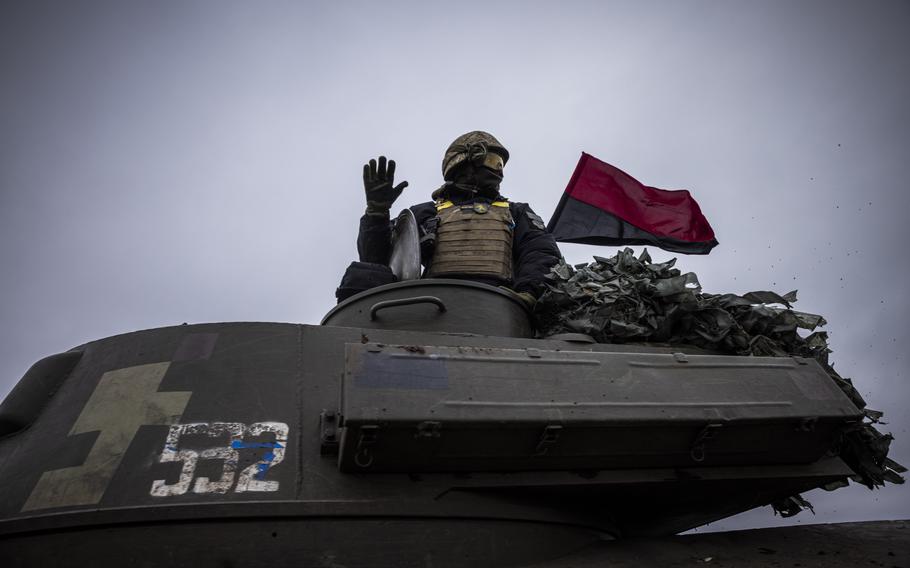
150, 421, 288, 497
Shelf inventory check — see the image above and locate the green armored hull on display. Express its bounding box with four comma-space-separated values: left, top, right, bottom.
0, 281, 870, 566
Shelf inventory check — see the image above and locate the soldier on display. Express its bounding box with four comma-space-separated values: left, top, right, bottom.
340, 131, 561, 304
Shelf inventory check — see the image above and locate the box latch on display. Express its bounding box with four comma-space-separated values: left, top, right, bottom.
534, 424, 564, 456
353, 424, 380, 469
690, 423, 723, 462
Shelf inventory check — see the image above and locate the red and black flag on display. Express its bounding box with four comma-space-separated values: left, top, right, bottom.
547, 153, 718, 254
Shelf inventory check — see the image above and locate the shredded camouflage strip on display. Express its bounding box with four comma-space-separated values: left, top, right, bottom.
534, 248, 905, 516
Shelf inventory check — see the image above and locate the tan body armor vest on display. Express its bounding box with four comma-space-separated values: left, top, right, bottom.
426, 200, 514, 281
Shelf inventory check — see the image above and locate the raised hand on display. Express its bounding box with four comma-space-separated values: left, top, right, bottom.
363, 156, 408, 216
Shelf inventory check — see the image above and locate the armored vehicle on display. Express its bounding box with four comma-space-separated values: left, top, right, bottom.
0, 279, 876, 566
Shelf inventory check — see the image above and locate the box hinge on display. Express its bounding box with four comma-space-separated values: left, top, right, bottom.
319, 410, 340, 456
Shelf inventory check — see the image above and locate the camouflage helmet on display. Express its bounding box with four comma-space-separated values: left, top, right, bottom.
441, 131, 510, 180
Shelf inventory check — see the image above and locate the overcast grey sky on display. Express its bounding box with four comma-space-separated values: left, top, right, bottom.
1, 0, 908, 531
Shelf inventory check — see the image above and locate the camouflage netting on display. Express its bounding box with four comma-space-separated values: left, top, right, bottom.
534, 248, 906, 516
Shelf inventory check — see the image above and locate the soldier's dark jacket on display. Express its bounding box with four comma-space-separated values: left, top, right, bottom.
358, 198, 561, 296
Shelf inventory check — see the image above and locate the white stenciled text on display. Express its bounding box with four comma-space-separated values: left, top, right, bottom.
150, 421, 288, 497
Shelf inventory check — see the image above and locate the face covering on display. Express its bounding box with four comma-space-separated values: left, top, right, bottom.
472, 166, 503, 195
448, 165, 503, 199
433, 157, 505, 201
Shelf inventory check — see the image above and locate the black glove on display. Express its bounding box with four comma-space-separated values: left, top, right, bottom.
363, 156, 408, 216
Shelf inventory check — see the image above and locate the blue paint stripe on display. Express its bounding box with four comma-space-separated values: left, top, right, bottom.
231, 440, 284, 449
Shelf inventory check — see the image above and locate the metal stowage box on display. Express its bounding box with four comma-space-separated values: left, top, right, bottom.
338, 343, 862, 472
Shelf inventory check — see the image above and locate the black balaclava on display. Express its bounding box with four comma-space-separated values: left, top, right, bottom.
433, 159, 504, 202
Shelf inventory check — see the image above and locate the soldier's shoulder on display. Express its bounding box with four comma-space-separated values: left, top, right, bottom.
507, 201, 547, 230
408, 202, 437, 222
409, 201, 435, 213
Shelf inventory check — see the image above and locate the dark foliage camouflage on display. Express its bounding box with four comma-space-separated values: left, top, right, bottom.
534, 247, 906, 516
